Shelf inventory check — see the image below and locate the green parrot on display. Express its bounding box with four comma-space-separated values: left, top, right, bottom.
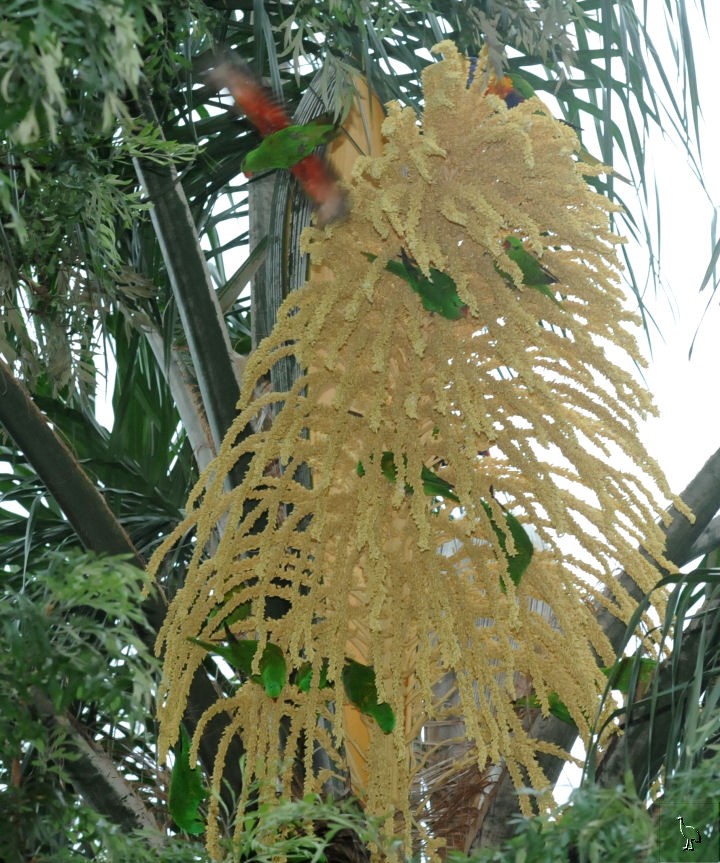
499, 236, 559, 302
168, 727, 208, 835
365, 251, 467, 320
516, 691, 577, 729
358, 452, 460, 503
358, 452, 533, 589
242, 122, 336, 173
342, 659, 396, 734
601, 656, 658, 695
294, 657, 330, 693
479, 498, 534, 591
190, 629, 287, 698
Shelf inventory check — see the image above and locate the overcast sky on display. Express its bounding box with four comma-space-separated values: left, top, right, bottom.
635, 3, 720, 494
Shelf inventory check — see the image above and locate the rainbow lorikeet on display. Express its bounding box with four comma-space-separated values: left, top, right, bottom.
484, 70, 631, 183
242, 123, 337, 173
485, 72, 535, 108
208, 57, 348, 225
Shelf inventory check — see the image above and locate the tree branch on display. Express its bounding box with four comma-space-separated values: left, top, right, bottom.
594, 589, 720, 795
0, 360, 142, 566
31, 688, 165, 843
142, 328, 216, 473
0, 362, 243, 823
685, 513, 720, 562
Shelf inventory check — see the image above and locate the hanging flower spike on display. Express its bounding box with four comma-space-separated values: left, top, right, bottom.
152, 43, 690, 857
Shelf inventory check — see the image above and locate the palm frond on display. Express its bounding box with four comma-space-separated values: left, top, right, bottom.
587, 565, 720, 798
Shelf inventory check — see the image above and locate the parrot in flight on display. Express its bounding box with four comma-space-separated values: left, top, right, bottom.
207, 57, 348, 226
242, 123, 337, 173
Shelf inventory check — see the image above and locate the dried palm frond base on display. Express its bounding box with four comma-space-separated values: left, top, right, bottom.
412, 744, 500, 856
150, 42, 689, 859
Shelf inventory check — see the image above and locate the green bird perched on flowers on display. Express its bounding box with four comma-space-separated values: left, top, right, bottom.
363, 251, 468, 320
502, 236, 558, 295
357, 452, 533, 591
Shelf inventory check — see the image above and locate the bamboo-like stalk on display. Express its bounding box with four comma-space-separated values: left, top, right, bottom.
132, 90, 240, 458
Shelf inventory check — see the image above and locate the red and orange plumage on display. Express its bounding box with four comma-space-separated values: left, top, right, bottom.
485, 75, 525, 108
208, 58, 349, 226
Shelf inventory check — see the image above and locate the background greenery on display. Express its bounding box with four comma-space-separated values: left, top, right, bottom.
0, 0, 718, 860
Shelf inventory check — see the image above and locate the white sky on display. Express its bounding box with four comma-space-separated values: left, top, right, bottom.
635, 2, 720, 494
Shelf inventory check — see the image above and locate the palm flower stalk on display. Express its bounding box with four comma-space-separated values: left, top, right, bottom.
150, 42, 688, 857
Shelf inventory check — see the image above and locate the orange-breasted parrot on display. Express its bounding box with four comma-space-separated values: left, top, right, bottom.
484, 70, 631, 183
485, 72, 535, 108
